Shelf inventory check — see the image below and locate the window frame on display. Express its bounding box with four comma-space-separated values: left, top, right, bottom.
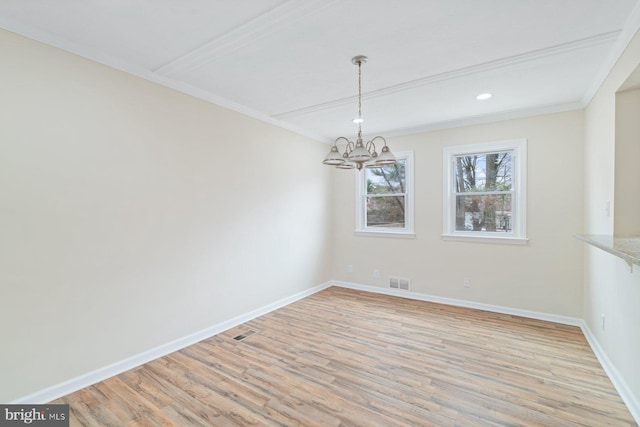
442, 139, 527, 245
355, 151, 415, 238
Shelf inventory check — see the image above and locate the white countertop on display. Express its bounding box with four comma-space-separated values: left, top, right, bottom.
574, 234, 640, 267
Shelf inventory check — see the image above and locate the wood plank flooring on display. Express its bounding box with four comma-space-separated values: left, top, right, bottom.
54, 287, 637, 426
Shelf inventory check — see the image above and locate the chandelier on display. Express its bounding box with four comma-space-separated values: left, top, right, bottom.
323, 55, 396, 170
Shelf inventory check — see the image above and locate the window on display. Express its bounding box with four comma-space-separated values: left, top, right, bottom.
443, 139, 527, 244
356, 151, 414, 237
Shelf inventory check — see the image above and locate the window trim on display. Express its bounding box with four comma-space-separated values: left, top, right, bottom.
355, 150, 415, 238
442, 139, 527, 244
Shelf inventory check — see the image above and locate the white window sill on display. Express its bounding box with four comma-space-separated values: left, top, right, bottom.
441, 234, 528, 245
355, 230, 416, 239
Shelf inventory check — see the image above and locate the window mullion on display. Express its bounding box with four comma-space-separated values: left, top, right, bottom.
358, 155, 413, 233
443, 139, 526, 241
366, 193, 406, 198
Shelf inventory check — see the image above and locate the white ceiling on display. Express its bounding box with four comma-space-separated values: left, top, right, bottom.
1, 0, 640, 142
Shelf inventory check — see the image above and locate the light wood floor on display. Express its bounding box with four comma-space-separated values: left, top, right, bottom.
54, 287, 636, 426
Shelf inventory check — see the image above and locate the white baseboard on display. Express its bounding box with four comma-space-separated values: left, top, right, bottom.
580, 321, 640, 424
331, 280, 639, 425
12, 279, 639, 426
331, 280, 583, 326
11, 282, 332, 404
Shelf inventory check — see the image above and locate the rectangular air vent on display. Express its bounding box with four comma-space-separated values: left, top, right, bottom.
389, 276, 410, 291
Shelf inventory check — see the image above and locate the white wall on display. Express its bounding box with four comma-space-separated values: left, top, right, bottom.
331, 110, 585, 317
584, 28, 640, 413
0, 29, 333, 402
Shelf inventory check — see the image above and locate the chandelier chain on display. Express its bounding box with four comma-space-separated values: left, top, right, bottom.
358, 60, 362, 136
322, 55, 396, 171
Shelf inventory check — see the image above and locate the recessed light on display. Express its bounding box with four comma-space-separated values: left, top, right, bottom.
476, 93, 492, 100
352, 118, 364, 123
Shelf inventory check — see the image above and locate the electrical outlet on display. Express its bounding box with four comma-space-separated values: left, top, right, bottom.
373, 269, 380, 278
463, 279, 470, 288
347, 264, 353, 273
601, 314, 606, 331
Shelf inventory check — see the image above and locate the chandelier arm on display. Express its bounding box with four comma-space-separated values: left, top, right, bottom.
370, 136, 388, 147
334, 136, 350, 146
345, 140, 355, 153
365, 140, 376, 153
333, 136, 351, 154
325, 55, 394, 171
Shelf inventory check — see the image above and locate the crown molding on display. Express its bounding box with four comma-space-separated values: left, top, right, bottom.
154, 0, 339, 77
148, 74, 328, 142
381, 101, 584, 138
314, 100, 584, 143
273, 31, 620, 120
0, 22, 327, 143
0, 11, 630, 145
582, 1, 640, 105
0, 18, 587, 142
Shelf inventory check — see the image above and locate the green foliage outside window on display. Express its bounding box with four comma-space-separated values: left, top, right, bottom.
365, 161, 406, 228
454, 151, 512, 232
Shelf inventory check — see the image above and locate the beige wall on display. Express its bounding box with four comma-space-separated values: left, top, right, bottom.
584, 29, 640, 411
3, 18, 639, 413
614, 88, 640, 235
331, 110, 585, 317
0, 29, 333, 402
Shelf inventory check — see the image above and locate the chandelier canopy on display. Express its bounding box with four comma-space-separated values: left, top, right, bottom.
323, 55, 396, 171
